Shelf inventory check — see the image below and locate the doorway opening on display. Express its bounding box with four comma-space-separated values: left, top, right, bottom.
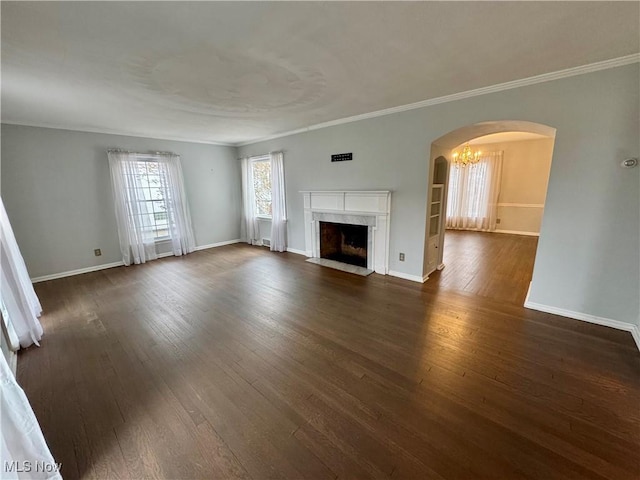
424, 121, 556, 305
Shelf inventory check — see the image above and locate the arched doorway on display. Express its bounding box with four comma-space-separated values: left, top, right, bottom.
423, 120, 557, 304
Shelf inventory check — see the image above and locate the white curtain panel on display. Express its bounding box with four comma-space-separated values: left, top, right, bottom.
157, 154, 196, 257
1, 348, 61, 480
240, 157, 260, 245
446, 151, 503, 231
269, 152, 287, 252
108, 151, 158, 266
108, 151, 195, 266
0, 197, 43, 349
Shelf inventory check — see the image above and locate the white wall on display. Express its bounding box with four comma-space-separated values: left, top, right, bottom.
473, 137, 554, 235
1, 125, 242, 278
239, 64, 639, 328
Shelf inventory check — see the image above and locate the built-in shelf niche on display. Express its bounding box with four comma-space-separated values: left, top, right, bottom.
429, 184, 443, 238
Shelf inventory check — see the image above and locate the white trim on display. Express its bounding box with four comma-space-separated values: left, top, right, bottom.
388, 270, 427, 283
303, 190, 391, 275
630, 325, 640, 352
238, 54, 640, 147
300, 190, 391, 194
497, 203, 544, 208
31, 239, 242, 283
8, 350, 17, 376
524, 297, 640, 352
2, 121, 235, 147
249, 154, 271, 162
194, 239, 241, 251
494, 229, 540, 237
286, 247, 307, 256
7, 55, 637, 148
31, 261, 124, 283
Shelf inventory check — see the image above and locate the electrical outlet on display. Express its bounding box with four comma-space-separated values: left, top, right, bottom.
399, 253, 405, 261
496, 218, 501, 224
94, 249, 102, 256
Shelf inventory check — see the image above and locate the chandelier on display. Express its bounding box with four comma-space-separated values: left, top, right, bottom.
452, 144, 481, 167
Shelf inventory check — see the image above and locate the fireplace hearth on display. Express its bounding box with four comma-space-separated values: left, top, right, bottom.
320, 221, 367, 268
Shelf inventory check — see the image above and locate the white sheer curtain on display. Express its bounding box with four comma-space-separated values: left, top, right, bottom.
1, 347, 61, 480
108, 151, 158, 265
0, 348, 62, 480
446, 151, 503, 231
269, 152, 287, 252
108, 151, 195, 266
0, 197, 43, 349
157, 154, 196, 257
240, 157, 260, 245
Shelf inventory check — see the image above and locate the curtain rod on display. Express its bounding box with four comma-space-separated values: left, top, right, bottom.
239, 151, 282, 161
107, 149, 178, 156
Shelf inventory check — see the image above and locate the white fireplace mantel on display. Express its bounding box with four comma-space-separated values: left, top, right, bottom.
302, 191, 391, 274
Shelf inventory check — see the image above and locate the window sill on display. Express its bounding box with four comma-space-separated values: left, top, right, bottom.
256, 216, 272, 220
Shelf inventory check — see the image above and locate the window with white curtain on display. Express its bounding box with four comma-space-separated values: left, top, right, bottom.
241, 152, 287, 252
125, 159, 171, 240
251, 156, 272, 217
446, 151, 503, 232
108, 151, 196, 266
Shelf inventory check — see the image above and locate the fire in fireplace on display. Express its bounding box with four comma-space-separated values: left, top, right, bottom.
319, 221, 368, 268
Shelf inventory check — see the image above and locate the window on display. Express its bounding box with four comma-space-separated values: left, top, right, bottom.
447, 161, 489, 218
446, 151, 503, 232
251, 157, 272, 217
126, 160, 170, 240
108, 150, 196, 265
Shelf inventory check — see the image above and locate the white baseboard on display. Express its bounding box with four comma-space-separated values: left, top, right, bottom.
524, 296, 640, 351
495, 229, 540, 237
31, 261, 125, 283
524, 282, 532, 305
31, 239, 242, 283
630, 325, 640, 351
286, 247, 308, 256
194, 239, 241, 251
388, 270, 427, 283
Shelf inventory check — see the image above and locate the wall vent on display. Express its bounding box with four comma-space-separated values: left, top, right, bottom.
262, 238, 271, 247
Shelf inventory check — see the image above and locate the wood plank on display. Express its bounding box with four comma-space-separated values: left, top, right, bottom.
17, 235, 640, 480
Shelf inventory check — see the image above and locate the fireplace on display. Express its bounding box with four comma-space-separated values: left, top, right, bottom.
302, 191, 391, 275
320, 222, 368, 267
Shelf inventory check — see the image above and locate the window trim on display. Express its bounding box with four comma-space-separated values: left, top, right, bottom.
127, 157, 172, 241
249, 155, 273, 219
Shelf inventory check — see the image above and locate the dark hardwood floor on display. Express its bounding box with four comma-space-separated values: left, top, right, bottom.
430, 230, 538, 305
18, 238, 640, 479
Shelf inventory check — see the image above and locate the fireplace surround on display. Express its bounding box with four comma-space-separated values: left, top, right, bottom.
302, 191, 391, 274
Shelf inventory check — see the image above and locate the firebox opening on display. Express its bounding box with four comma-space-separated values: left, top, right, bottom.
319, 222, 367, 268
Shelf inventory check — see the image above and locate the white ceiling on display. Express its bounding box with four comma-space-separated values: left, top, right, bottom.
2, 2, 638, 146
468, 132, 550, 146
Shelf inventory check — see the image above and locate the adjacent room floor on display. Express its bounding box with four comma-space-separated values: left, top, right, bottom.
18, 240, 640, 479
430, 230, 538, 305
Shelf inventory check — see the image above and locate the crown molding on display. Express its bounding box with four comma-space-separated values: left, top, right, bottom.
237, 53, 640, 147
1, 121, 236, 147
4, 54, 638, 148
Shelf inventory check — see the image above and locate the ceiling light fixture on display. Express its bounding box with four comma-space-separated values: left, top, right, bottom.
452, 144, 481, 168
